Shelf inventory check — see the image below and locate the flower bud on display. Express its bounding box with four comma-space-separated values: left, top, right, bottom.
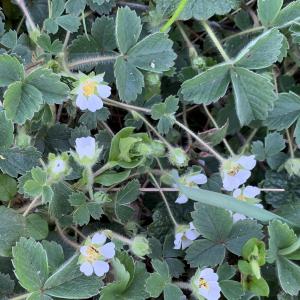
150, 140, 166, 157
47, 152, 70, 181
169, 147, 189, 168
131, 236, 151, 257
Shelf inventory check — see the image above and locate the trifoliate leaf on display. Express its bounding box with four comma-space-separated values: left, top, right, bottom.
44, 255, 102, 299
26, 68, 69, 104
198, 121, 229, 147
0, 54, 24, 87
66, 0, 86, 14
151, 96, 179, 134
230, 67, 276, 125
4, 81, 43, 125
41, 241, 64, 273
265, 92, 300, 130
128, 33, 176, 73
12, 237, 49, 292
0, 111, 13, 149
56, 15, 81, 32
181, 64, 230, 104
114, 56, 144, 102
0, 206, 27, 256
0, 146, 41, 177
234, 29, 284, 69
36, 34, 63, 54
257, 0, 283, 26
116, 7, 142, 54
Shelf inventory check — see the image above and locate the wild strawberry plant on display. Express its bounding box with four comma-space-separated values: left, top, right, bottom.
1, 0, 300, 299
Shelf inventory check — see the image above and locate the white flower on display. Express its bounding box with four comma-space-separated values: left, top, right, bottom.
52, 158, 66, 174
47, 153, 70, 180
221, 155, 256, 191
75, 136, 96, 159
192, 268, 221, 300
75, 74, 111, 112
175, 173, 208, 204
79, 232, 115, 277
232, 204, 264, 223
174, 223, 200, 250
233, 186, 260, 202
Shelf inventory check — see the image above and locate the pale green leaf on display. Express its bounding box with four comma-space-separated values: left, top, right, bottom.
181, 64, 230, 104
234, 29, 284, 69
272, 1, 300, 28
95, 169, 131, 186
56, 15, 81, 32
0, 55, 24, 87
116, 7, 142, 54
114, 57, 144, 102
12, 238, 48, 292
230, 67, 276, 125
258, 0, 283, 26
4, 81, 43, 125
128, 33, 176, 72
26, 214, 49, 240
0, 111, 14, 149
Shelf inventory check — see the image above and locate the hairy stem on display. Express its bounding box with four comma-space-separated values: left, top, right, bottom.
9, 293, 31, 300
201, 20, 231, 62
149, 172, 178, 227
68, 55, 119, 70
104, 230, 133, 245
174, 120, 225, 162
15, 0, 37, 32
22, 197, 41, 217
56, 222, 80, 250
160, 0, 188, 32
222, 26, 264, 42
103, 98, 151, 114
174, 281, 192, 290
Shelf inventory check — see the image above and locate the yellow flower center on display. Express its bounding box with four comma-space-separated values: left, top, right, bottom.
86, 245, 100, 262
83, 81, 97, 97
237, 194, 246, 201
199, 278, 209, 289
227, 165, 240, 176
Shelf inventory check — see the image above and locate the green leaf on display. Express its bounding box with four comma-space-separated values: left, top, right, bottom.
151, 96, 179, 134
37, 34, 63, 54
181, 64, 230, 104
219, 280, 244, 300
198, 121, 229, 147
192, 203, 233, 241
114, 56, 144, 102
26, 214, 49, 240
230, 67, 276, 125
0, 111, 14, 149
252, 132, 286, 161
234, 29, 284, 69
258, 0, 283, 26
128, 33, 176, 73
277, 256, 300, 296
12, 237, 48, 292
0, 55, 24, 87
265, 92, 300, 130
95, 169, 131, 186
41, 241, 64, 273
178, 185, 288, 224
0, 272, 14, 298
4, 81, 43, 125
0, 206, 27, 256
164, 283, 184, 300
185, 239, 226, 267
26, 68, 69, 104
272, 1, 300, 28
56, 15, 81, 32
217, 263, 237, 281
0, 173, 17, 201
0, 30, 17, 49
44, 255, 102, 299
0, 147, 40, 178
115, 7, 142, 54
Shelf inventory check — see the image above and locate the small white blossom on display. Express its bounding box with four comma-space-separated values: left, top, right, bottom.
75, 137, 96, 159
75, 74, 111, 112
233, 186, 260, 201
52, 158, 66, 174
174, 223, 200, 250
192, 268, 221, 300
221, 155, 256, 191
175, 173, 208, 204
47, 153, 70, 180
79, 232, 115, 277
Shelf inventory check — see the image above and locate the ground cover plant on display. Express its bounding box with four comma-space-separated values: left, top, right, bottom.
1, 0, 300, 299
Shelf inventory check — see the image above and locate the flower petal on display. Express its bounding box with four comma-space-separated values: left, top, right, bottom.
80, 262, 93, 276
223, 174, 241, 191
75, 136, 96, 159
237, 155, 256, 170
100, 242, 115, 259
80, 245, 88, 256
232, 188, 242, 198
175, 194, 188, 204
86, 95, 103, 112
92, 233, 106, 245
232, 212, 247, 223
173, 233, 183, 249
76, 94, 89, 111
98, 84, 111, 98
236, 169, 251, 186
187, 173, 208, 185
92, 261, 109, 277
185, 229, 200, 241
200, 268, 218, 281
181, 238, 193, 250
244, 186, 260, 198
